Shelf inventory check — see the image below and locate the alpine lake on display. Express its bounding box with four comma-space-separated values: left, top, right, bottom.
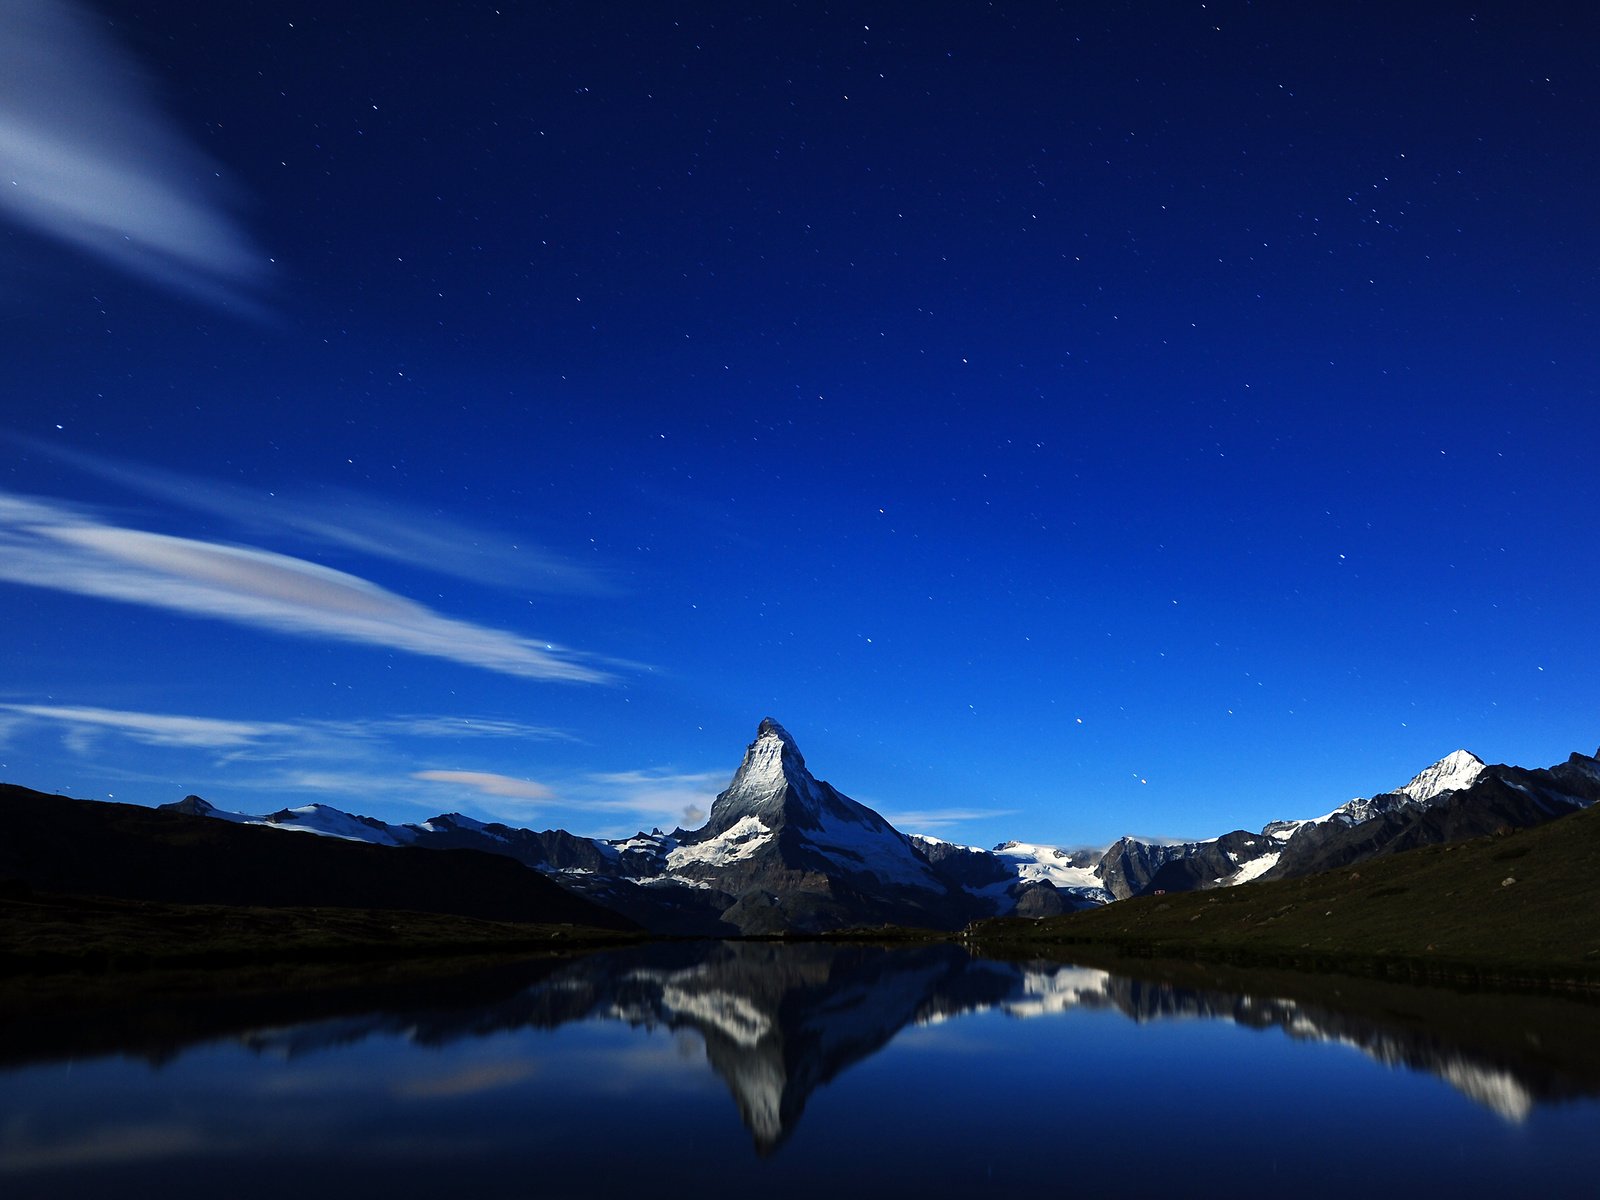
3, 940, 1597, 1198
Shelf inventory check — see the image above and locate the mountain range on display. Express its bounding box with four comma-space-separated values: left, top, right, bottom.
128, 717, 1600, 935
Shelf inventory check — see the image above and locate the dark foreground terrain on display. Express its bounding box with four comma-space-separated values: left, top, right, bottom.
0, 888, 637, 972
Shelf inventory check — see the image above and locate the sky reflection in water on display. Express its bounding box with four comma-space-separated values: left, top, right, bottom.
1, 942, 1596, 1199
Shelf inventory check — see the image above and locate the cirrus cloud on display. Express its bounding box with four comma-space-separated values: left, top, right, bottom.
0, 0, 269, 309
16, 439, 619, 597
0, 703, 292, 749
0, 702, 575, 758
0, 491, 614, 682
878, 806, 1022, 835
412, 770, 556, 802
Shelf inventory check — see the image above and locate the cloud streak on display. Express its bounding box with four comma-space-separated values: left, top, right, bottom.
412, 770, 555, 802
349, 716, 577, 742
0, 491, 613, 682
578, 769, 728, 829
18, 439, 618, 596
0, 0, 269, 308
412, 764, 727, 830
1, 703, 572, 756
879, 806, 1022, 835
4, 698, 722, 836
0, 703, 293, 749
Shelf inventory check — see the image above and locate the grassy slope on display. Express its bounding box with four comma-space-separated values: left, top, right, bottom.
969, 801, 1600, 987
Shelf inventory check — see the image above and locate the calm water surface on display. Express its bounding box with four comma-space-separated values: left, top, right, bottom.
2, 941, 1596, 1198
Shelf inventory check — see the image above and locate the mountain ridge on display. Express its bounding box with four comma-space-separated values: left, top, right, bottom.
144, 730, 1600, 925
7, 721, 1598, 936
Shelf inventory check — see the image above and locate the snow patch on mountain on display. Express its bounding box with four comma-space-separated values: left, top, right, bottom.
1228, 851, 1280, 884
665, 815, 770, 870
254, 804, 416, 846
802, 806, 945, 890
415, 812, 505, 841
1395, 748, 1485, 804
991, 840, 1102, 891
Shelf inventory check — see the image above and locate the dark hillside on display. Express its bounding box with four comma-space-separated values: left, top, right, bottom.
0, 783, 635, 931
970, 800, 1600, 987
1263, 754, 1600, 883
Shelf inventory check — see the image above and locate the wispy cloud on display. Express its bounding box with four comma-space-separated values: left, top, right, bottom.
5, 697, 719, 835
0, 491, 613, 681
580, 769, 727, 829
412, 764, 726, 830
2, 703, 573, 758
18, 439, 617, 596
879, 806, 1022, 835
2, 701, 589, 818
412, 770, 555, 802
346, 716, 577, 742
0, 0, 268, 308
0, 703, 292, 749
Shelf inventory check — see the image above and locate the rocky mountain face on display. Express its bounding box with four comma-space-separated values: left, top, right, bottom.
1258, 750, 1600, 884
146, 721, 1600, 933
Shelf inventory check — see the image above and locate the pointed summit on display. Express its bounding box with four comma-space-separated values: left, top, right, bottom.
704, 717, 821, 834
1395, 748, 1485, 804
666, 718, 962, 930
756, 717, 802, 764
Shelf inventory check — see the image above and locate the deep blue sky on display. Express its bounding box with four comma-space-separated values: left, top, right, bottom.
2, 0, 1596, 847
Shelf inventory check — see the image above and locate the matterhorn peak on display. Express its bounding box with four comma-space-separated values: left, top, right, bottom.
732, 718, 811, 794
696, 718, 823, 836
756, 717, 804, 766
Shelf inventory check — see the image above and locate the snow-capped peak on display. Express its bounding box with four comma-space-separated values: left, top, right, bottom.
702, 717, 822, 834
1285, 748, 1490, 834
730, 720, 803, 794
755, 716, 803, 764
1394, 749, 1485, 804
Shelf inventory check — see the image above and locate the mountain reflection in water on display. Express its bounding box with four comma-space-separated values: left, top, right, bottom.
3, 940, 1595, 1157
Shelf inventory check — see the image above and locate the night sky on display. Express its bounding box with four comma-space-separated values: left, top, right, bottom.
3, 0, 1596, 848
